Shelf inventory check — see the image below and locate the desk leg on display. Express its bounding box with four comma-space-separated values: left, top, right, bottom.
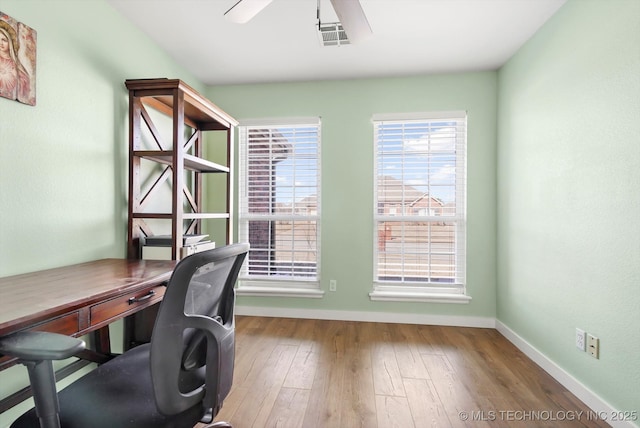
124, 315, 135, 351
93, 326, 111, 356
123, 303, 159, 351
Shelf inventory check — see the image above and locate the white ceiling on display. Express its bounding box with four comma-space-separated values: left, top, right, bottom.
107, 0, 567, 86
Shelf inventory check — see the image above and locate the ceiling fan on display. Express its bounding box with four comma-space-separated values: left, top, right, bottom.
224, 0, 373, 45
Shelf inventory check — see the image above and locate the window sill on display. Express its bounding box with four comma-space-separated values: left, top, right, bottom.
237, 280, 325, 299
369, 289, 471, 304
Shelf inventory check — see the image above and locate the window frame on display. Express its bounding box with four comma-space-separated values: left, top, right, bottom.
236, 118, 324, 298
370, 111, 470, 303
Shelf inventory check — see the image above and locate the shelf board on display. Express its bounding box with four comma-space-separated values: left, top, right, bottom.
132, 213, 172, 219
125, 78, 238, 130
183, 213, 230, 220
134, 151, 230, 173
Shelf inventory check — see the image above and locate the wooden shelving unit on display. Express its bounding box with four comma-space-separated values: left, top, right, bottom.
125, 78, 238, 260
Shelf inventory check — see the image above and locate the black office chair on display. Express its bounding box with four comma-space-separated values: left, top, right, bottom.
0, 243, 249, 428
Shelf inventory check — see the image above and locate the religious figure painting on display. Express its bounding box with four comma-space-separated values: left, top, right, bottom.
0, 12, 36, 106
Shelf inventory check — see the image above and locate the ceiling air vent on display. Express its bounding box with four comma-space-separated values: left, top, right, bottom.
318, 22, 350, 46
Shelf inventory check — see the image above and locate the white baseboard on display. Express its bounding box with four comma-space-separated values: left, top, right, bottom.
496, 320, 636, 428
236, 305, 495, 328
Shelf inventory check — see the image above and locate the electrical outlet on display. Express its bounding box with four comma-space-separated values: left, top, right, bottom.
575, 328, 586, 351
587, 334, 599, 359
329, 279, 337, 292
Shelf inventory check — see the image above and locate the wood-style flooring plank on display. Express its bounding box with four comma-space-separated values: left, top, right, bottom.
338, 321, 377, 428
244, 344, 299, 428
403, 378, 452, 428
263, 387, 310, 428
371, 323, 406, 397
391, 323, 431, 380
299, 320, 347, 428
375, 395, 416, 428
282, 319, 319, 390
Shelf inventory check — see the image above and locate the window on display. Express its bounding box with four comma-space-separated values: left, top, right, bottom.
237, 118, 323, 298
371, 112, 470, 303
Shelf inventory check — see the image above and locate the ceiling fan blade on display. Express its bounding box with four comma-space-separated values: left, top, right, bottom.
329, 0, 372, 43
224, 0, 274, 24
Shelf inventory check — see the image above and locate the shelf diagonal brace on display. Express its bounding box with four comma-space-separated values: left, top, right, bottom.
183, 184, 198, 214
140, 103, 167, 151
183, 130, 198, 153
183, 185, 200, 235
139, 166, 172, 211
185, 219, 198, 235
137, 218, 154, 238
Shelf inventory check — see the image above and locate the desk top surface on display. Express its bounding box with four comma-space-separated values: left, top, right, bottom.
0, 258, 177, 335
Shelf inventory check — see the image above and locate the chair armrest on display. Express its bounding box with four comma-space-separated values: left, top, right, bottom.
0, 331, 85, 361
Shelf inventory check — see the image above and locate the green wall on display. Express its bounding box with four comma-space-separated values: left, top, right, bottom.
497, 0, 640, 416
209, 73, 498, 319
0, 0, 203, 277
0, 1, 202, 425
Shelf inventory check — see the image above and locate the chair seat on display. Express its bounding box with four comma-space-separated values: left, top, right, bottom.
12, 344, 204, 428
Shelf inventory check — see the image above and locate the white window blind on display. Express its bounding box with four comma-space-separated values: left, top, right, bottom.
373, 112, 467, 292
238, 119, 321, 284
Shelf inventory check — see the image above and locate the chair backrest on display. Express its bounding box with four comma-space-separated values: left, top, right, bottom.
149, 243, 249, 417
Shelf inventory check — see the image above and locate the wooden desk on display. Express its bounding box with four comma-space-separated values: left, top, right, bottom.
0, 258, 177, 364
0, 258, 177, 412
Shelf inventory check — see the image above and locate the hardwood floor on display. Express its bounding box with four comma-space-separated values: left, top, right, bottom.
204, 316, 609, 428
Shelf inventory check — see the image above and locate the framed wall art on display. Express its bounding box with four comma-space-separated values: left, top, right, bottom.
0, 11, 36, 106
